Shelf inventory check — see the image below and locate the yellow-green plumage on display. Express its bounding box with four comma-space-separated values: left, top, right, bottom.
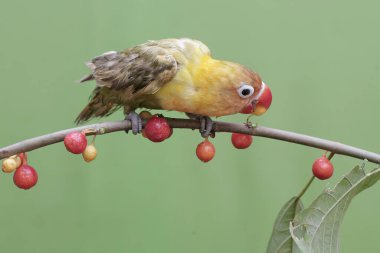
76, 38, 262, 123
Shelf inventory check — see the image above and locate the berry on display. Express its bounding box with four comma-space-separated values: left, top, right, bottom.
168, 127, 173, 138
13, 165, 38, 189
144, 116, 172, 142
64, 131, 87, 154
312, 155, 334, 180
82, 144, 97, 162
196, 139, 215, 162
231, 133, 253, 149
2, 157, 19, 173
139, 110, 153, 120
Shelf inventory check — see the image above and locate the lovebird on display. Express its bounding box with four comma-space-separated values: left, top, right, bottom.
76, 38, 272, 137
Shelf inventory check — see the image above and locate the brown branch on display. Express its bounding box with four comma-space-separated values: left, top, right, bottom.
0, 118, 379, 164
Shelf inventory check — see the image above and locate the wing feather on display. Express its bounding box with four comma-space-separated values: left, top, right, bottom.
82, 46, 178, 95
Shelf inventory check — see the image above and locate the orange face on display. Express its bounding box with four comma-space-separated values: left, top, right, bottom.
240, 82, 272, 115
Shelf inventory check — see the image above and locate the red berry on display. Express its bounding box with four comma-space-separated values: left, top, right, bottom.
231, 133, 253, 149
144, 116, 171, 142
13, 165, 38, 190
168, 128, 173, 138
312, 155, 334, 180
196, 139, 215, 162
64, 131, 87, 154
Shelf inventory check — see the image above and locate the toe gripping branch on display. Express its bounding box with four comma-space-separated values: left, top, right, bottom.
125, 111, 142, 135
125, 112, 215, 138
200, 116, 214, 138
186, 113, 215, 138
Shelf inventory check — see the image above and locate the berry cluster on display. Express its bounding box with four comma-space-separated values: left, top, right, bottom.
64, 131, 97, 162
2, 111, 335, 192
2, 153, 38, 190
138, 111, 254, 163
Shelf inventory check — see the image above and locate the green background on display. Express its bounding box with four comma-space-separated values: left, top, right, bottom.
1, 0, 379, 252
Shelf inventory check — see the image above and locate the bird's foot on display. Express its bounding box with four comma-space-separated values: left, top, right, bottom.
125, 111, 142, 135
186, 113, 215, 138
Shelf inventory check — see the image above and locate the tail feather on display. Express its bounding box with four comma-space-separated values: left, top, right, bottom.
75, 88, 119, 124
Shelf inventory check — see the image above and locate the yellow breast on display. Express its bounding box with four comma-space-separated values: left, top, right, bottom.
153, 55, 244, 116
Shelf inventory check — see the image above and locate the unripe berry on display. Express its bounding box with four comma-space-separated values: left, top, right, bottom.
139, 110, 153, 120
144, 116, 172, 142
312, 155, 334, 180
64, 131, 87, 154
13, 165, 38, 190
82, 144, 97, 162
2, 157, 19, 173
13, 155, 22, 168
231, 133, 253, 149
196, 139, 215, 162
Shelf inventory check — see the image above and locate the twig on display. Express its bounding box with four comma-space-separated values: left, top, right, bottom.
1, 118, 380, 163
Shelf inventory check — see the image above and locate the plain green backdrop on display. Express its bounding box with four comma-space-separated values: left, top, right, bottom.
1, 0, 379, 252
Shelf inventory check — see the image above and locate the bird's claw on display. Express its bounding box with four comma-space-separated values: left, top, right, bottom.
125, 111, 142, 135
186, 113, 215, 138
200, 116, 214, 138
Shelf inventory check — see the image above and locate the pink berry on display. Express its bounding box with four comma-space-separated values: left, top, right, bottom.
231, 133, 253, 149
312, 155, 334, 180
196, 139, 215, 162
144, 116, 172, 142
13, 165, 38, 190
64, 131, 87, 154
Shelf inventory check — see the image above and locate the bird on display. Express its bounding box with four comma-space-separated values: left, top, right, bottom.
76, 38, 272, 137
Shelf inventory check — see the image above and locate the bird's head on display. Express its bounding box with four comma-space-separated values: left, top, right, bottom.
239, 81, 272, 115
227, 64, 272, 116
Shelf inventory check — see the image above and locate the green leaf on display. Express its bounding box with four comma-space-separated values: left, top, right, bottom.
266, 197, 304, 253
289, 165, 380, 253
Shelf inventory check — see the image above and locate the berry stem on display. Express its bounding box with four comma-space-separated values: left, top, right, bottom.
296, 176, 315, 200
20, 152, 28, 165
91, 134, 97, 145
327, 152, 335, 160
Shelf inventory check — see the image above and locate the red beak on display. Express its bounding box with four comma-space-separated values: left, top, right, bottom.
240, 82, 272, 115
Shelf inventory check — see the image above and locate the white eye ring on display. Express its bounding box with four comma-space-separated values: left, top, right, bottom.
237, 84, 254, 98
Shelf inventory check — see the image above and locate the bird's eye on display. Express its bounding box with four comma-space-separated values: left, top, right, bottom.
237, 84, 254, 98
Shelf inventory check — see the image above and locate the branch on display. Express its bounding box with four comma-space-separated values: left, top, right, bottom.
1, 118, 379, 164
